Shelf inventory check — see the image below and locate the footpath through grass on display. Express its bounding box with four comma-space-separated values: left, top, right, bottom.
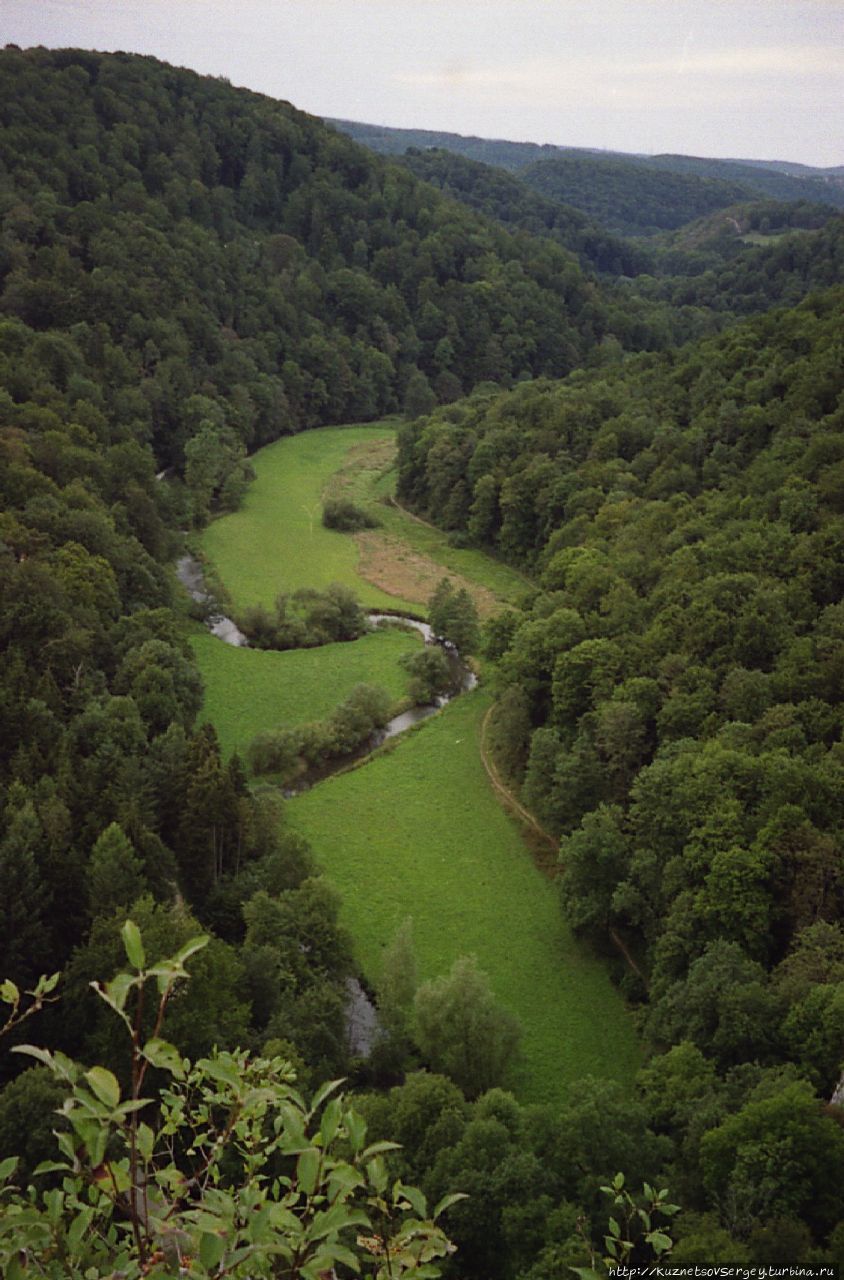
190, 624, 421, 761
286, 688, 640, 1105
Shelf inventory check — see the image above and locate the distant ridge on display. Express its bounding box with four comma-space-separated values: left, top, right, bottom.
327, 118, 844, 210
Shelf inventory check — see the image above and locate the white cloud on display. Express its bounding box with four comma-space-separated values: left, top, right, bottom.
394, 45, 844, 95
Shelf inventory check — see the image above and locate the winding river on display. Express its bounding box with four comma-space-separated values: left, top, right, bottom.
177, 552, 477, 1056
176, 554, 477, 746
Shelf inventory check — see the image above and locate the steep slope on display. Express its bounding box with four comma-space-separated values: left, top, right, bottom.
398, 147, 653, 276
0, 47, 650, 477
518, 154, 755, 236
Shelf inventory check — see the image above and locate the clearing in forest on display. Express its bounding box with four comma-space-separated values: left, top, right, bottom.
197, 422, 639, 1100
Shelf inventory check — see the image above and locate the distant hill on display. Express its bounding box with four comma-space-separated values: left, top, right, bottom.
328, 119, 844, 226
722, 158, 844, 180
326, 118, 577, 170
397, 147, 653, 275
643, 154, 844, 206
517, 154, 753, 237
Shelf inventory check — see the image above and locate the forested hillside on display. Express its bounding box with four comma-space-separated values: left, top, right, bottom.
645, 151, 844, 205
0, 44, 685, 487
518, 154, 752, 237
396, 286, 844, 1256
395, 147, 844, 336
398, 147, 653, 276
2, 44, 844, 1277
331, 117, 844, 220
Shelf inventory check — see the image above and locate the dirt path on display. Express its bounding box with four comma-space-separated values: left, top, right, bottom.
480, 705, 557, 859
479, 704, 647, 984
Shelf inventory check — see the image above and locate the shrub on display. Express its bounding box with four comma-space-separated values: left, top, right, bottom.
322, 497, 381, 532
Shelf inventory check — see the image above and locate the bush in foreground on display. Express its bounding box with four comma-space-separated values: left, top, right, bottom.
0, 924, 462, 1278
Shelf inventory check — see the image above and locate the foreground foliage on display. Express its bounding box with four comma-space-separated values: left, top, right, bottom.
0, 925, 462, 1279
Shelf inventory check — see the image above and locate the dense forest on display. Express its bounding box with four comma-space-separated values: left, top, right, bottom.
0, 43, 694, 482
1, 43, 843, 1278
397, 286, 844, 1263
517, 154, 753, 237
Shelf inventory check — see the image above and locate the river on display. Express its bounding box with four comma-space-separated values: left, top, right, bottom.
176, 554, 477, 746
176, 552, 477, 1057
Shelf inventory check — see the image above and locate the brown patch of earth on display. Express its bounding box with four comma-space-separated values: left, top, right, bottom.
323, 438, 397, 504
354, 530, 500, 619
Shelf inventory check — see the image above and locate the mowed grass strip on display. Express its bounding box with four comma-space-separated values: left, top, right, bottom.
201, 424, 420, 613
190, 624, 421, 761
286, 688, 640, 1104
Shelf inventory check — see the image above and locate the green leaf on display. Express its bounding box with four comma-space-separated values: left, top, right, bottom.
35, 971, 60, 995
85, 1066, 120, 1109
361, 1140, 401, 1161
345, 1108, 366, 1154
136, 1122, 155, 1161
172, 934, 211, 966
608, 1216, 621, 1237
433, 1191, 468, 1219
320, 1096, 342, 1147
313, 1241, 360, 1272
0, 1155, 18, 1181
142, 1037, 185, 1079
104, 972, 135, 1012
199, 1055, 241, 1090
569, 1269, 604, 1280
0, 979, 19, 1005
67, 1206, 94, 1251
11, 1044, 54, 1069
367, 1155, 388, 1196
33, 1160, 71, 1175
308, 1203, 370, 1242
200, 1231, 226, 1270
648, 1230, 673, 1255
90, 977, 133, 1030
121, 919, 145, 970
326, 1163, 364, 1200
310, 1076, 346, 1112
396, 1181, 427, 1218
297, 1147, 320, 1196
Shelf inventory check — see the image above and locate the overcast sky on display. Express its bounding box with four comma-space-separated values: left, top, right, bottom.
4, 0, 843, 166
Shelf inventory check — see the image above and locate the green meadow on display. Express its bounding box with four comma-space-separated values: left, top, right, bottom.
287, 688, 640, 1104
190, 624, 421, 760
196, 422, 639, 1101
201, 423, 420, 613
200, 422, 529, 617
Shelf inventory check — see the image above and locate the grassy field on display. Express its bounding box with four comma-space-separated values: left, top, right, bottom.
197, 421, 639, 1101
200, 423, 529, 617
190, 624, 421, 760
201, 424, 420, 613
286, 688, 640, 1104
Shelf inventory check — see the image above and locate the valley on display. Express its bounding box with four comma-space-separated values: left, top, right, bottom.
194, 422, 640, 1103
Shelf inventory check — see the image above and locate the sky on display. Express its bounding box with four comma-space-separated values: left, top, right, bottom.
4, 0, 843, 166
